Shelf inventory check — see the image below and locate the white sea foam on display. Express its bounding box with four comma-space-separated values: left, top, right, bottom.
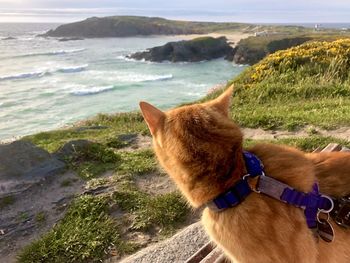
17, 48, 86, 58
0, 65, 88, 81
116, 55, 151, 64
85, 70, 173, 83
0, 71, 48, 81
70, 85, 115, 96
57, 64, 88, 73
135, 74, 173, 82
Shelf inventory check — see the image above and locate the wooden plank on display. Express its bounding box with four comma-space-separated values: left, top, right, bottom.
321, 143, 342, 152
199, 247, 223, 263
213, 254, 228, 263
185, 242, 214, 263
313, 146, 324, 153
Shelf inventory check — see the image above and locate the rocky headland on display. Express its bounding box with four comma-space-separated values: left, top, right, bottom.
128, 36, 234, 62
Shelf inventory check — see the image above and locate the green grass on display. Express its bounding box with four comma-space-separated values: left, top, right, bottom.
18, 187, 189, 263
0, 196, 15, 210
244, 135, 350, 152
60, 179, 73, 187
23, 112, 148, 153
18, 195, 124, 263
35, 212, 46, 224
113, 188, 189, 233
117, 149, 158, 175
201, 39, 350, 131
65, 142, 120, 179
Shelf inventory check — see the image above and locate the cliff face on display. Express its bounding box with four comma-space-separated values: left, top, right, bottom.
129, 37, 234, 62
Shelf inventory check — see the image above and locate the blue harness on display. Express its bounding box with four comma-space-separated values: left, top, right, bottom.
206, 151, 335, 242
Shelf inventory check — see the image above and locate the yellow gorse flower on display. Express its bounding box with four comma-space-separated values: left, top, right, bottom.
248, 39, 350, 83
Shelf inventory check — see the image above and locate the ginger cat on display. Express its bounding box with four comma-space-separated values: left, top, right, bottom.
139, 86, 350, 263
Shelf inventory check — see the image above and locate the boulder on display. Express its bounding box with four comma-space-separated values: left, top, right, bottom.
54, 139, 93, 160
129, 36, 234, 62
0, 141, 65, 197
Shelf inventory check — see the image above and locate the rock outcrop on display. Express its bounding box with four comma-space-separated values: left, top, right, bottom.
0, 141, 66, 198
232, 36, 312, 65
129, 36, 234, 62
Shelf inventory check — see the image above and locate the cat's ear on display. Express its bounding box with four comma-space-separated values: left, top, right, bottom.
139, 101, 165, 135
211, 85, 234, 116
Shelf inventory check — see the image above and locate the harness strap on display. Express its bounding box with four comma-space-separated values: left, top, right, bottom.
206, 151, 263, 212
207, 151, 334, 231
258, 175, 333, 229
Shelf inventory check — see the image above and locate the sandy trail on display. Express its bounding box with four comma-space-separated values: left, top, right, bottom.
242, 127, 350, 141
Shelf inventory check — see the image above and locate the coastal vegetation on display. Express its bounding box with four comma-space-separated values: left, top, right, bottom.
233, 33, 350, 65
6, 37, 350, 262
227, 39, 350, 130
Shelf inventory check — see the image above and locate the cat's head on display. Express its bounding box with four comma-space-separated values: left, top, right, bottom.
139, 86, 245, 207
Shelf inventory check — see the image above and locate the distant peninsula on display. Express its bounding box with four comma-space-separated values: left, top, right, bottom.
42, 16, 259, 38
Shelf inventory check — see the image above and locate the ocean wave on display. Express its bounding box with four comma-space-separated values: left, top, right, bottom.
86, 70, 173, 83
0, 71, 49, 81
57, 64, 88, 73
16, 48, 86, 58
136, 74, 173, 82
116, 55, 154, 64
70, 85, 115, 96
0, 65, 88, 82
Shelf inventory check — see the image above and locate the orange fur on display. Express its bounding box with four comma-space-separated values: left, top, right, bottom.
140, 87, 350, 263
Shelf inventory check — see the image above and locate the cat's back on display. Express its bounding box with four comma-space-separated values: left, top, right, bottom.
247, 143, 315, 191
307, 151, 350, 197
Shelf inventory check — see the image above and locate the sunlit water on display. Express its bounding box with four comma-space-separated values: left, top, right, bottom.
0, 23, 246, 140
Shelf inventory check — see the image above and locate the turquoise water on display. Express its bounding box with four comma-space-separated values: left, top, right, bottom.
0, 23, 246, 140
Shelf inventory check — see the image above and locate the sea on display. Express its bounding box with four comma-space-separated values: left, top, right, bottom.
0, 23, 245, 141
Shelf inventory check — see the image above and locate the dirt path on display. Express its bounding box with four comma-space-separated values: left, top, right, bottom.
0, 172, 85, 263
242, 126, 350, 140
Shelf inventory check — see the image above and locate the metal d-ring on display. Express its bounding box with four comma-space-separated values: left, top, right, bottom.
243, 173, 262, 194
319, 195, 335, 214
317, 210, 330, 224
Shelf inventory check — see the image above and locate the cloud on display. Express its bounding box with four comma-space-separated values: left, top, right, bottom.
0, 0, 350, 23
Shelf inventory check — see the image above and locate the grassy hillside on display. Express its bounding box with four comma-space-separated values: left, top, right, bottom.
233, 33, 350, 64
16, 38, 350, 262
210, 38, 350, 130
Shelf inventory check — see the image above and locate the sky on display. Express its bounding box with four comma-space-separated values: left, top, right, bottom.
0, 0, 350, 23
